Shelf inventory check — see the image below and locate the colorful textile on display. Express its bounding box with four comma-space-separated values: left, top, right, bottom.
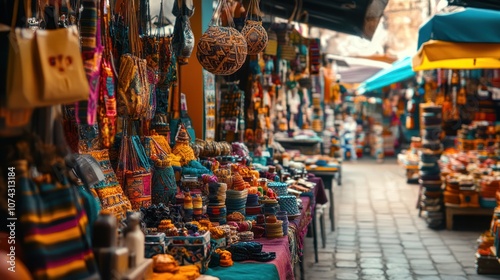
206, 262, 279, 280
18, 160, 99, 279
85, 149, 132, 221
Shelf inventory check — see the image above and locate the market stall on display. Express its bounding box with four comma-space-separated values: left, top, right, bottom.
1, 0, 378, 278
404, 6, 500, 274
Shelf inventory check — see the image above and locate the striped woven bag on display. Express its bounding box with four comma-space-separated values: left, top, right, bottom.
16, 158, 99, 280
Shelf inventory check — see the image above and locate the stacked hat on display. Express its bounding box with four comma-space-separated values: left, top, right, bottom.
265, 215, 283, 238
268, 182, 288, 197
261, 199, 280, 215
231, 173, 249, 191
276, 211, 289, 236
207, 183, 228, 224
479, 177, 498, 208
226, 189, 248, 216
419, 104, 444, 229
459, 175, 480, 207
246, 193, 262, 216
278, 196, 300, 217
444, 175, 460, 205
192, 194, 203, 216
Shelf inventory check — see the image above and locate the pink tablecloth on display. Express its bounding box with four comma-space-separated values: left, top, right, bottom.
245, 236, 294, 280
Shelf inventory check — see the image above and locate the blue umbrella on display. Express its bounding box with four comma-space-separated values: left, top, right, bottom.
417, 8, 500, 48
357, 57, 415, 94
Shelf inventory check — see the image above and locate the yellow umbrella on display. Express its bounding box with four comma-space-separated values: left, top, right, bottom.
412, 40, 500, 71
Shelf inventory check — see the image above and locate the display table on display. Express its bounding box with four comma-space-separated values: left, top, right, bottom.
206, 195, 316, 280
445, 205, 494, 230
275, 137, 322, 155
305, 167, 339, 232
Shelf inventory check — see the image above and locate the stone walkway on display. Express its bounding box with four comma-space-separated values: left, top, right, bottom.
299, 159, 499, 280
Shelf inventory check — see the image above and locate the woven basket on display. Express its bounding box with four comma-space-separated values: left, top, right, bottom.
278, 196, 299, 215
242, 20, 268, 55
197, 26, 247, 75
268, 182, 288, 197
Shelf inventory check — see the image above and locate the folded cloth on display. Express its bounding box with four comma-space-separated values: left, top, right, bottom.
250, 252, 276, 262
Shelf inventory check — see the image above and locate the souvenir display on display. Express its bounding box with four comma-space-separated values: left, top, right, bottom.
418, 104, 444, 229
1, 0, 340, 278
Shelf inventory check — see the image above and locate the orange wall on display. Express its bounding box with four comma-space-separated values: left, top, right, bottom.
180, 0, 204, 139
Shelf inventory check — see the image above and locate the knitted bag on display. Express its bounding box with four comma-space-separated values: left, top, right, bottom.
117, 125, 153, 210
76, 0, 103, 126
143, 135, 177, 206
116, 54, 151, 120
141, 0, 163, 124
97, 0, 118, 149
16, 157, 99, 280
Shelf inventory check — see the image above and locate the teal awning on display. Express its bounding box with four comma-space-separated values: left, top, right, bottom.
357, 57, 415, 94
417, 8, 500, 49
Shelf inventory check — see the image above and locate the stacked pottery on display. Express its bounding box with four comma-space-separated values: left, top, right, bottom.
459, 175, 480, 207
277, 196, 300, 218
276, 211, 289, 236
261, 199, 280, 215
265, 215, 283, 238
419, 104, 444, 229
268, 182, 288, 197
207, 183, 228, 224
226, 189, 248, 216
444, 175, 460, 206
245, 193, 262, 216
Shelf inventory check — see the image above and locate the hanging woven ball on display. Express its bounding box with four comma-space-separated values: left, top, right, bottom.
197, 26, 248, 75
241, 20, 268, 55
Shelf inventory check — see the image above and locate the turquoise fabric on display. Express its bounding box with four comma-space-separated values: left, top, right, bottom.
206, 262, 280, 280
357, 57, 414, 94
417, 8, 500, 49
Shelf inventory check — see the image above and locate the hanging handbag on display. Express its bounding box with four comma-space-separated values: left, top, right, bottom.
116, 121, 152, 210
241, 0, 268, 55
117, 54, 151, 119
264, 29, 278, 56
155, 0, 176, 87
98, 0, 117, 149
76, 0, 103, 126
172, 0, 195, 65
143, 135, 177, 205
141, 0, 162, 126
7, 1, 89, 109
197, 0, 247, 75
0, 1, 33, 135
116, 0, 150, 120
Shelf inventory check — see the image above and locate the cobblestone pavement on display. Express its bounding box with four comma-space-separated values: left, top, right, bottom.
298, 159, 499, 280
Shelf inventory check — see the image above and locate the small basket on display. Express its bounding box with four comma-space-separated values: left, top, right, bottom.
268, 182, 288, 197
